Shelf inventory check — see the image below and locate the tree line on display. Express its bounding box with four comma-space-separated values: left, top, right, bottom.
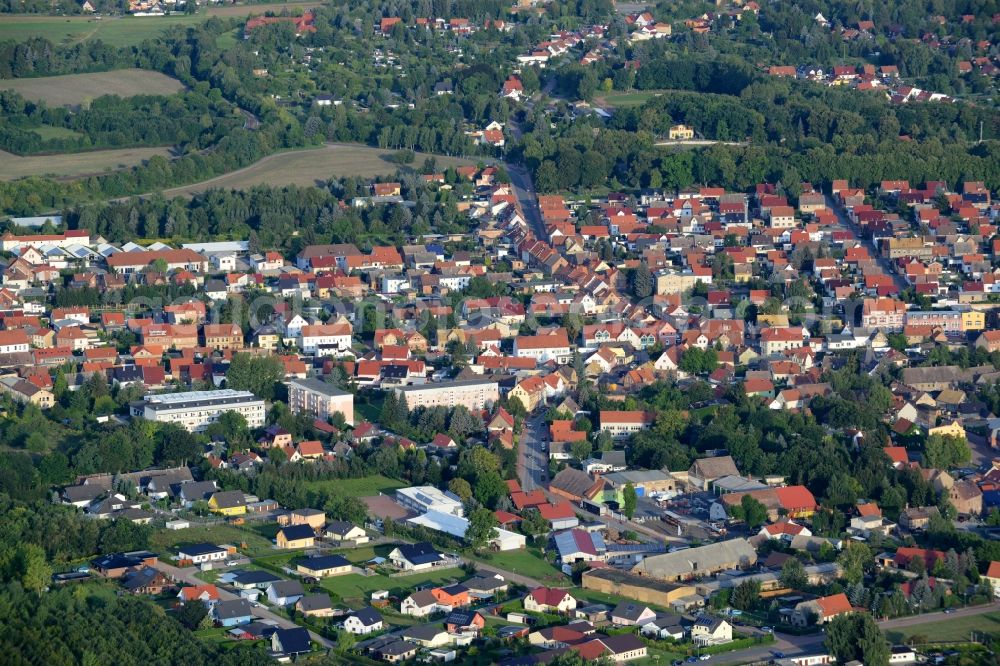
0, 89, 240, 155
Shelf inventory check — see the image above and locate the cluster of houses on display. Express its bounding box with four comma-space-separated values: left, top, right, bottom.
515, 25, 610, 68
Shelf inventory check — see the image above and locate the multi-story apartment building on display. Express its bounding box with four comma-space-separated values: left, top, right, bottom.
512, 329, 571, 364
904, 310, 963, 333
0, 329, 31, 354
288, 377, 354, 425
202, 323, 244, 350
767, 205, 796, 229
759, 327, 807, 356
299, 323, 353, 356
883, 237, 934, 260
131, 389, 266, 432
394, 379, 498, 412
105, 248, 209, 274
861, 298, 906, 331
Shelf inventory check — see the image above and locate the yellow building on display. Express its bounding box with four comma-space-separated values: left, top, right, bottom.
583, 568, 698, 610
962, 311, 986, 331
276, 525, 316, 549
207, 490, 247, 516
668, 124, 695, 140
928, 421, 966, 440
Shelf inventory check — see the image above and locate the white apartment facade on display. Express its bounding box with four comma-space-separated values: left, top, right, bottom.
288, 377, 354, 425
132, 389, 266, 432
299, 324, 353, 356
394, 379, 498, 412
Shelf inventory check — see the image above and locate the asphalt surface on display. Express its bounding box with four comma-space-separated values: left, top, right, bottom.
518, 415, 548, 491
152, 559, 336, 649
716, 601, 998, 665
824, 193, 909, 293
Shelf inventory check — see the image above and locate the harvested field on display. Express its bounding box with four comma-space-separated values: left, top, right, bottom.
0, 146, 171, 181
0, 4, 322, 46
0, 69, 184, 107
0, 14, 206, 47
206, 1, 323, 17
159, 143, 480, 197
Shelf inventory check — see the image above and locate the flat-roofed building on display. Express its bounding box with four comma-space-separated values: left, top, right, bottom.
288, 377, 354, 425
396, 486, 465, 517
131, 389, 265, 432
394, 379, 498, 412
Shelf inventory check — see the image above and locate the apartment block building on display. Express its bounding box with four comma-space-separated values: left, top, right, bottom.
288, 377, 354, 425
904, 309, 963, 333
861, 298, 906, 331
394, 379, 498, 412
131, 389, 266, 432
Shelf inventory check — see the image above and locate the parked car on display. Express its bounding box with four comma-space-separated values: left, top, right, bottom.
699, 656, 711, 661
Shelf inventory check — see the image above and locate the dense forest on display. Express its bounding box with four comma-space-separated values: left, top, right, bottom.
53, 171, 478, 246
0, 586, 273, 666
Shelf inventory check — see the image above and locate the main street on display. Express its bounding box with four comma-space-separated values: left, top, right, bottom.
152, 559, 336, 649
824, 193, 908, 293
517, 414, 548, 491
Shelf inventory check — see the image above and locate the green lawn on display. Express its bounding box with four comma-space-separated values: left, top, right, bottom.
320, 569, 463, 606
354, 393, 384, 424
149, 523, 275, 556
32, 125, 85, 140
301, 474, 406, 497
468, 548, 567, 586
883, 611, 1000, 644
599, 90, 667, 108
193, 626, 260, 651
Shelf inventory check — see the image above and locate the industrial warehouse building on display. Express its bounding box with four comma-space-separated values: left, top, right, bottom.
630, 538, 758, 582
407, 509, 527, 551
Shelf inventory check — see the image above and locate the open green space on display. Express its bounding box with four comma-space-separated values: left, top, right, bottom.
597, 90, 668, 108
469, 548, 567, 586
31, 126, 85, 140
0, 69, 184, 107
157, 143, 478, 198
148, 523, 275, 556
355, 392, 385, 424
0, 4, 320, 47
883, 611, 1000, 644
320, 569, 464, 606
301, 474, 406, 497
0, 15, 208, 47
0, 146, 171, 181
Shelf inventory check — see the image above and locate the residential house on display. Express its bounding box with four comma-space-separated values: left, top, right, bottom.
276, 524, 316, 549
343, 607, 384, 635
266, 580, 305, 607
524, 587, 577, 613
296, 555, 352, 578
690, 616, 733, 645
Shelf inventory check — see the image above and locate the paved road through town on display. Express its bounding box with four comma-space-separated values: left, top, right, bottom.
716, 601, 998, 665
518, 414, 548, 491
825, 193, 908, 293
